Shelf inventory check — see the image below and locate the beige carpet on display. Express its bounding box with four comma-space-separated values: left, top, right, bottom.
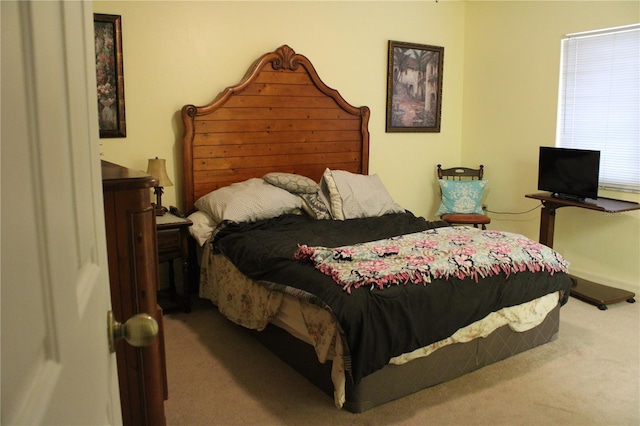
163, 296, 639, 425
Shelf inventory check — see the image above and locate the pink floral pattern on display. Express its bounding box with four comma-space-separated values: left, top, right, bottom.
295, 226, 569, 294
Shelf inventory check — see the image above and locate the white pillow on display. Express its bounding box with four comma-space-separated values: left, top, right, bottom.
187, 210, 217, 247
194, 178, 302, 224
320, 169, 405, 220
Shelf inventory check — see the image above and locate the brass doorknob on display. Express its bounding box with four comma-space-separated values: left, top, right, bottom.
108, 311, 159, 353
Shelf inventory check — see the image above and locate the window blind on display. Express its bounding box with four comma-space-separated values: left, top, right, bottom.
556, 24, 640, 193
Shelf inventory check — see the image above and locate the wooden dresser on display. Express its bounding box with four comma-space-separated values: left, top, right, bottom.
102, 161, 167, 425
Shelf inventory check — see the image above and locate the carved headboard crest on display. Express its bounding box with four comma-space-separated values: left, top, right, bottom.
271, 45, 299, 71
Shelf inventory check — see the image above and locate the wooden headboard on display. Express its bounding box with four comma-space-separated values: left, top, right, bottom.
181, 45, 370, 213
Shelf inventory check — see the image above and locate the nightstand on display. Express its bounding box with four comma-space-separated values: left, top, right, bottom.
156, 212, 193, 313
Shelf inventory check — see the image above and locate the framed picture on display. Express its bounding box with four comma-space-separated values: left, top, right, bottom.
94, 14, 126, 138
386, 40, 444, 133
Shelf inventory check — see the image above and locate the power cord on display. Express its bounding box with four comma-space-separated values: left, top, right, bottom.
484, 202, 543, 215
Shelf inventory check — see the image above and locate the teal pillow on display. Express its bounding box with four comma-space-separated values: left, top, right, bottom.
436, 179, 487, 216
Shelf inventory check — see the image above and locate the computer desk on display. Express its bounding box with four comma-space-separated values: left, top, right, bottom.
525, 192, 639, 310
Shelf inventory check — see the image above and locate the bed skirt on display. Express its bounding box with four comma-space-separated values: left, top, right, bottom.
250, 301, 561, 413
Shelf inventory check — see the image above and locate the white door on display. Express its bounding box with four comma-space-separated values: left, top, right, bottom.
1, 1, 122, 424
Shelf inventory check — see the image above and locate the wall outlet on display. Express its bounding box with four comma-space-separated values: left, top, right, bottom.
482, 204, 488, 211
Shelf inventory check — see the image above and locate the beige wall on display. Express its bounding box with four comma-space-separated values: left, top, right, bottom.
95, 0, 466, 217
461, 1, 639, 292
94, 1, 639, 293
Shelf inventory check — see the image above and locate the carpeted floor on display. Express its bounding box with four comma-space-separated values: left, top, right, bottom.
162, 296, 639, 425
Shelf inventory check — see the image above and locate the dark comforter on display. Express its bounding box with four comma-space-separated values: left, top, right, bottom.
213, 212, 573, 385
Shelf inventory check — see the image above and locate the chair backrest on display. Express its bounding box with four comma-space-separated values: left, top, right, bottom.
437, 164, 484, 180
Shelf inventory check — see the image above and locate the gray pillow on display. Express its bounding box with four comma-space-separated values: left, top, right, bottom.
299, 193, 332, 220
263, 172, 319, 194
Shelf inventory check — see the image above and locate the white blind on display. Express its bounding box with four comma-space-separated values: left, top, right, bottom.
556, 24, 640, 193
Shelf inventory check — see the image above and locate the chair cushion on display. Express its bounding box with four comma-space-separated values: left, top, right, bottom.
441, 213, 491, 224
436, 179, 487, 216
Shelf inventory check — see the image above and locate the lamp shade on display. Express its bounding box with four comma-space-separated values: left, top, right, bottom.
146, 157, 173, 187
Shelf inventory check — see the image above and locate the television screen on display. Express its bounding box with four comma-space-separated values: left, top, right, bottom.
537, 147, 601, 201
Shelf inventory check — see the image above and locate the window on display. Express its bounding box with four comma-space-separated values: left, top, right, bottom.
556, 24, 640, 193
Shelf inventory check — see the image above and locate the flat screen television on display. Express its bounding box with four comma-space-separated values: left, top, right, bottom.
537, 147, 601, 201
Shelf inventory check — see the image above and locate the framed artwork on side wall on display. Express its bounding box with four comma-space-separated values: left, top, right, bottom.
94, 13, 126, 138
386, 40, 444, 133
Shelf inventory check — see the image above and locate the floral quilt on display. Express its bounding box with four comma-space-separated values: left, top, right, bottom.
295, 226, 569, 294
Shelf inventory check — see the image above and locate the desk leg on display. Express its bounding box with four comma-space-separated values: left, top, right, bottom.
539, 203, 556, 248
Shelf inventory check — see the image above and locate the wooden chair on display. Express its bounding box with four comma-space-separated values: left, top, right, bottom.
437, 164, 491, 230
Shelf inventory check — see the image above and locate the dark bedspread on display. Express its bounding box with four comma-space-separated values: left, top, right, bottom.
213, 212, 573, 385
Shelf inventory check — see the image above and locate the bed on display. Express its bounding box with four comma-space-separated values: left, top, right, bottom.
181, 45, 573, 413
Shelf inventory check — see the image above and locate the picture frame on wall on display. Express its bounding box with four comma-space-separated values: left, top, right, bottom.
94, 13, 126, 138
386, 40, 444, 133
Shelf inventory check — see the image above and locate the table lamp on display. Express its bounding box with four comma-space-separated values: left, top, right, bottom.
146, 157, 173, 216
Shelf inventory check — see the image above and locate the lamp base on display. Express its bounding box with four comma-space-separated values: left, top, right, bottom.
153, 204, 166, 216
153, 186, 166, 216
